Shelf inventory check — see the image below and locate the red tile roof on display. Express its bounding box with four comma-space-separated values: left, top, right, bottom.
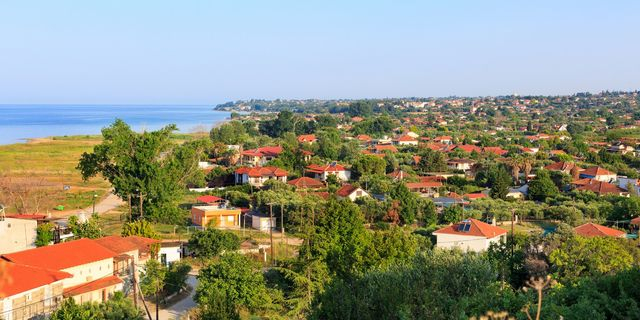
433, 218, 507, 238
455, 144, 482, 153
631, 216, 640, 225
63, 275, 123, 297
387, 170, 409, 180
306, 163, 347, 173
581, 166, 615, 177
336, 184, 358, 197
196, 195, 223, 203
374, 144, 398, 153
575, 180, 626, 195
93, 236, 140, 254
544, 161, 584, 172
574, 223, 626, 238
394, 135, 418, 142
241, 146, 283, 157
287, 177, 325, 188
4, 214, 48, 220
483, 146, 508, 156
465, 193, 488, 200
0, 261, 72, 298
356, 134, 372, 142
297, 134, 317, 143
2, 238, 118, 271
235, 166, 288, 177
406, 181, 443, 189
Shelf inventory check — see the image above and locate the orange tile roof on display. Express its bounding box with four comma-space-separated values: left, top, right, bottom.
406, 181, 443, 189
336, 184, 358, 197
196, 195, 223, 203
374, 144, 398, 153
544, 161, 584, 172
2, 238, 118, 271
93, 236, 140, 254
483, 146, 508, 156
297, 134, 317, 143
433, 218, 507, 238
287, 177, 325, 188
465, 193, 488, 200
455, 144, 482, 153
575, 180, 626, 195
574, 223, 626, 238
394, 135, 418, 142
63, 275, 123, 297
235, 166, 288, 177
581, 166, 615, 177
241, 146, 283, 157
356, 134, 372, 142
306, 163, 347, 173
630, 216, 640, 225
0, 261, 72, 298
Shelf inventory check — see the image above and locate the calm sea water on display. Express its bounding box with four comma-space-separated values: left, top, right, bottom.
0, 105, 230, 145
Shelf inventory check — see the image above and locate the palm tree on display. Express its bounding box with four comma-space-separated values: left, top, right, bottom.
507, 156, 522, 184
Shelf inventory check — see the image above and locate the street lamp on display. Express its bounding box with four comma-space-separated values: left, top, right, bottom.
92, 193, 98, 215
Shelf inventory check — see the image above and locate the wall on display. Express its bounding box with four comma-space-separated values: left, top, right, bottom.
435, 234, 504, 252
0, 218, 37, 254
61, 258, 113, 288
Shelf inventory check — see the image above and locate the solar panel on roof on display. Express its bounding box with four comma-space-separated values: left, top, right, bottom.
463, 223, 471, 232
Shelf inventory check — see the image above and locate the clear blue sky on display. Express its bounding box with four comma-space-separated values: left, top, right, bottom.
1, 1, 639, 104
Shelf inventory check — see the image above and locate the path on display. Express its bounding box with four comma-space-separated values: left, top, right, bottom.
157, 274, 198, 320
53, 191, 124, 221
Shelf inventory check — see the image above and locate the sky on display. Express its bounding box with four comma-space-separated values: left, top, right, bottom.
1, 1, 639, 104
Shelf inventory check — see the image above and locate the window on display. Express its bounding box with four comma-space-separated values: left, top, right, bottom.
161, 254, 167, 266
25, 293, 32, 301
227, 216, 234, 222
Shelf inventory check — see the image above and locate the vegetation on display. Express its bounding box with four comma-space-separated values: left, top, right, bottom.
50, 292, 143, 320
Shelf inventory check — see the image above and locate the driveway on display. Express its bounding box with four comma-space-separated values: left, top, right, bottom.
157, 274, 198, 320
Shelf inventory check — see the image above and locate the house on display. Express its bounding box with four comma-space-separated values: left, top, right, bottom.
287, 177, 325, 189
607, 144, 635, 155
405, 181, 442, 198
447, 159, 475, 172
464, 193, 488, 201
455, 144, 482, 154
544, 161, 584, 175
249, 213, 276, 232
234, 166, 288, 187
297, 134, 317, 144
393, 135, 419, 146
0, 218, 37, 254
335, 184, 370, 201
306, 163, 351, 182
373, 144, 398, 154
579, 166, 617, 182
196, 195, 224, 204
1, 238, 122, 305
433, 136, 452, 145
0, 260, 72, 320
240, 146, 283, 166
356, 134, 372, 145
482, 146, 508, 156
574, 223, 626, 238
158, 241, 182, 267
432, 218, 507, 252
507, 185, 529, 199
191, 205, 242, 228
575, 179, 628, 196
387, 170, 410, 181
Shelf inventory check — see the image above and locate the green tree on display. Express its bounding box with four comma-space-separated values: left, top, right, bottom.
209, 121, 248, 145
50, 292, 144, 320
165, 260, 192, 295
528, 170, 559, 201
442, 204, 464, 224
188, 228, 240, 258
316, 129, 341, 160
121, 219, 159, 238
140, 259, 167, 297
347, 100, 373, 117
196, 253, 270, 313
77, 119, 209, 222
35, 222, 54, 247
68, 215, 103, 239
351, 155, 386, 180
389, 182, 419, 225
417, 149, 448, 172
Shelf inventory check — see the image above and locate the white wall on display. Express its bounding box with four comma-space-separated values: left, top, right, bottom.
0, 218, 37, 254
158, 246, 181, 266
61, 259, 113, 288
434, 233, 504, 252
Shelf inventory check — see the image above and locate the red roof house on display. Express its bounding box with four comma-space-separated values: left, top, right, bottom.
287, 177, 325, 189
432, 218, 507, 252
574, 223, 626, 238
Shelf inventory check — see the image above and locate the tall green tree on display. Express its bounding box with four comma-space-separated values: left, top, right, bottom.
77, 120, 209, 222
350, 155, 386, 180
188, 228, 240, 259
389, 182, 419, 225
528, 170, 559, 201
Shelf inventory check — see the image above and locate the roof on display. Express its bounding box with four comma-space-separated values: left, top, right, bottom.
581, 166, 615, 177
631, 216, 640, 225
544, 161, 584, 172
4, 214, 48, 220
2, 238, 118, 271
306, 163, 347, 173
394, 135, 418, 142
387, 170, 409, 180
235, 166, 288, 177
356, 134, 372, 142
483, 146, 508, 156
241, 146, 283, 157
433, 218, 507, 238
196, 195, 223, 203
465, 193, 488, 200
374, 144, 398, 153
297, 134, 317, 143
0, 261, 72, 298
575, 180, 626, 195
63, 275, 123, 297
455, 144, 482, 153
336, 184, 359, 197
574, 223, 626, 238
406, 181, 443, 189
287, 177, 325, 188
93, 236, 140, 254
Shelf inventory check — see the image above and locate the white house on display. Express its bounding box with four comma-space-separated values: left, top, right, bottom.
447, 159, 475, 172
250, 213, 276, 232
579, 166, 617, 182
0, 218, 37, 254
158, 241, 182, 267
234, 166, 288, 187
306, 163, 351, 182
432, 219, 507, 252
335, 184, 370, 201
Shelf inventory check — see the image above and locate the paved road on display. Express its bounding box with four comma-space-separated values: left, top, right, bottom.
53, 191, 124, 222
157, 274, 198, 320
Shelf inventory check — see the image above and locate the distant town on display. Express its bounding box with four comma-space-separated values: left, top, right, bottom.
2, 90, 640, 319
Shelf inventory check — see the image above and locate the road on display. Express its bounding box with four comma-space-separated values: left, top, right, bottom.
53, 191, 124, 222
157, 274, 198, 320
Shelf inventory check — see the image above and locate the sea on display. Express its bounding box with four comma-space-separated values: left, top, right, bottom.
0, 105, 230, 145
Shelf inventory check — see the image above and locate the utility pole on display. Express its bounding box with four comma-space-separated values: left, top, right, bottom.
139, 193, 144, 219
510, 209, 515, 275
128, 195, 132, 221
155, 279, 159, 320
269, 203, 275, 265
131, 257, 138, 309
280, 204, 285, 258
92, 193, 97, 214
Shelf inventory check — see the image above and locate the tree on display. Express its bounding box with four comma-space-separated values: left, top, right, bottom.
50, 292, 144, 320
68, 215, 103, 239
528, 170, 559, 201
549, 235, 635, 283
442, 204, 464, 224
350, 155, 386, 180
140, 259, 167, 297
417, 149, 448, 172
347, 101, 373, 117
389, 182, 419, 225
77, 119, 209, 222
121, 219, 159, 239
316, 129, 341, 160
35, 222, 54, 247
188, 228, 240, 259
196, 253, 270, 313
209, 121, 248, 145
165, 261, 192, 295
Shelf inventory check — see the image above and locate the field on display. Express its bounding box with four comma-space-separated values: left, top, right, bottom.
0, 136, 110, 213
